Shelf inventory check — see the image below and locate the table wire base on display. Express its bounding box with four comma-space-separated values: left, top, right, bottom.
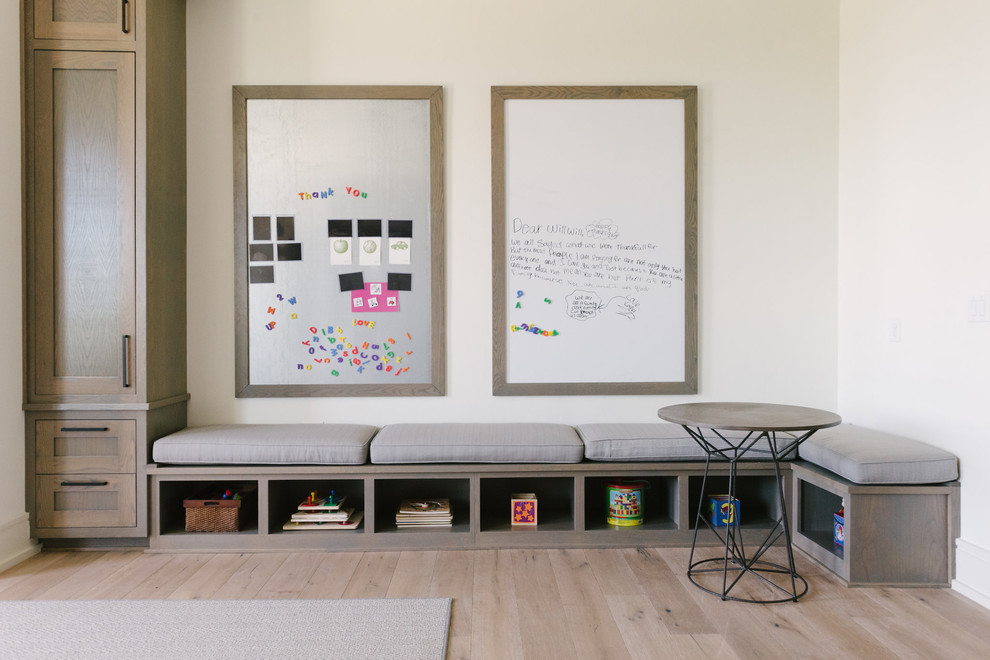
686, 427, 814, 603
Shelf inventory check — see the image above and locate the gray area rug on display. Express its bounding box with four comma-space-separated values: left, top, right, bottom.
0, 598, 451, 659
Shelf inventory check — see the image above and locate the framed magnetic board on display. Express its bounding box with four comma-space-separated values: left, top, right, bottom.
492, 86, 697, 395
233, 85, 445, 397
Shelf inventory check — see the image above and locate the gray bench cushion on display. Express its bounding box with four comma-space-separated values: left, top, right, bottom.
152, 424, 377, 465
370, 423, 584, 464
577, 423, 797, 461
798, 424, 959, 484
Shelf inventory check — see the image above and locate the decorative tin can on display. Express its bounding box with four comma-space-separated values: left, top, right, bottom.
834, 512, 845, 547
607, 480, 649, 526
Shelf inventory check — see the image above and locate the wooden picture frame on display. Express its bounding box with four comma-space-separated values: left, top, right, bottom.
233, 85, 445, 397
492, 86, 697, 395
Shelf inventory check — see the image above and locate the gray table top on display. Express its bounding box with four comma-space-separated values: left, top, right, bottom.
657, 402, 841, 432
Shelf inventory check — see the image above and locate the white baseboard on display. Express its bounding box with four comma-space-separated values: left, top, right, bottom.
953, 538, 990, 611
0, 512, 40, 573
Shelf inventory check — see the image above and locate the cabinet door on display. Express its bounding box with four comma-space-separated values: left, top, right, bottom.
33, 0, 136, 42
30, 50, 137, 399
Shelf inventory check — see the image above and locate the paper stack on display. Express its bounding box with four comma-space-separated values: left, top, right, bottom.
395, 498, 452, 528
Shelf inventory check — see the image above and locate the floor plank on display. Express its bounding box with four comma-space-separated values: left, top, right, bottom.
3, 546, 990, 660
167, 553, 251, 600
76, 552, 171, 600
0, 552, 104, 600
122, 553, 213, 600
549, 548, 631, 660
385, 549, 438, 598
297, 552, 362, 599
209, 553, 289, 600
471, 549, 524, 660
429, 551, 475, 660
511, 549, 579, 660
255, 553, 323, 599
341, 551, 399, 598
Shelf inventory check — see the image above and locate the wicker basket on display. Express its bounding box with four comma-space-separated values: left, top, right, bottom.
183, 497, 243, 533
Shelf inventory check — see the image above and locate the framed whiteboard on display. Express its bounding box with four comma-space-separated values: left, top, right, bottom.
492, 86, 697, 395
233, 86, 445, 397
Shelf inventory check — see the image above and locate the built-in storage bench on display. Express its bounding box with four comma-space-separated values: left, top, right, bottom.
147, 461, 792, 553
792, 425, 960, 586
147, 420, 962, 589
147, 421, 794, 552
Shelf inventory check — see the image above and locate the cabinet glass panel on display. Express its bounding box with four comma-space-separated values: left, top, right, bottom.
53, 0, 116, 23
158, 480, 258, 536
479, 477, 574, 532
53, 68, 123, 377
373, 478, 469, 533
268, 479, 364, 534
584, 476, 677, 531
798, 479, 844, 559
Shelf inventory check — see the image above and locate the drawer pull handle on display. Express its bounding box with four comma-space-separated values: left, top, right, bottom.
122, 0, 129, 34
60, 481, 109, 487
60, 427, 110, 433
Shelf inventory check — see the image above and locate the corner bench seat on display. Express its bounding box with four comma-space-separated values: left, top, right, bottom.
151, 424, 378, 465
798, 423, 959, 484
790, 423, 959, 587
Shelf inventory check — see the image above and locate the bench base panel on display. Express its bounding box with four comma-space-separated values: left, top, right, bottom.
792, 461, 960, 587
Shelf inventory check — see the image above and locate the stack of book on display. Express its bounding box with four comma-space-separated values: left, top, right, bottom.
282, 491, 363, 530
395, 498, 452, 528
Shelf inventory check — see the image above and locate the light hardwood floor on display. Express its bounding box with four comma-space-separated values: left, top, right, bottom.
3, 546, 990, 659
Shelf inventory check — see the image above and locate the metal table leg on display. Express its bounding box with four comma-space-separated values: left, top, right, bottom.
685, 428, 809, 603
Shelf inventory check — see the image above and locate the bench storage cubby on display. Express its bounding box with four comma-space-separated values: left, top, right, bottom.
148, 461, 791, 553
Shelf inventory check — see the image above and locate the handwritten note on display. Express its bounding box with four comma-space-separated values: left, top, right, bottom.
509, 218, 683, 299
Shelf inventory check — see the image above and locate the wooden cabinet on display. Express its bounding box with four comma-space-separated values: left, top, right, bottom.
30, 415, 138, 534
28, 50, 137, 400
22, 0, 188, 544
34, 0, 136, 42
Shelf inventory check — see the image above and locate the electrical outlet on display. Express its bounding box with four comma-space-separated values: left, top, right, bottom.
968, 294, 989, 323
888, 318, 902, 342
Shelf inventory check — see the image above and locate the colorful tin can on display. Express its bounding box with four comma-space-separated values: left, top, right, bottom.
607, 480, 649, 526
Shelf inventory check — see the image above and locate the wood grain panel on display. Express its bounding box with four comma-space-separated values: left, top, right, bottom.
34, 0, 134, 41
35, 419, 136, 474
36, 473, 136, 528
31, 50, 136, 398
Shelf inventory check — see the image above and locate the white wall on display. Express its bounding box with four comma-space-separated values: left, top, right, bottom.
1, 0, 841, 570
186, 0, 840, 427
838, 0, 990, 606
0, 0, 37, 570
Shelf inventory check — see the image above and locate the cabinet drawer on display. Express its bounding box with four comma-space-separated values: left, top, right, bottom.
36, 474, 136, 528
35, 420, 136, 474
33, 0, 137, 42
